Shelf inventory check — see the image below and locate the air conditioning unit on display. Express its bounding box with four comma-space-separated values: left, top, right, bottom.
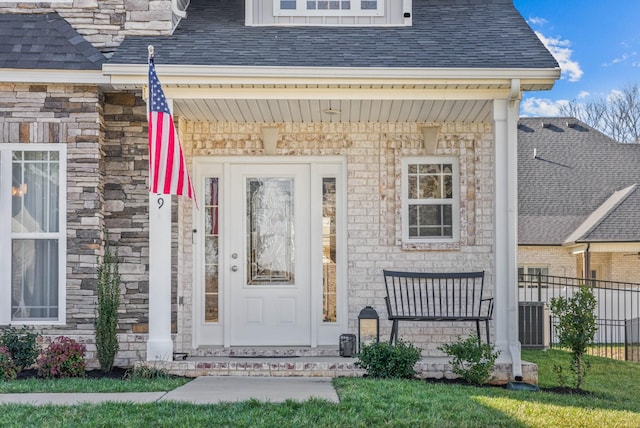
518, 302, 550, 349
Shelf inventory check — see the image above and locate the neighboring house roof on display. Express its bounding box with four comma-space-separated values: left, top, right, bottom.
518, 117, 640, 245
0, 13, 105, 70
108, 0, 558, 70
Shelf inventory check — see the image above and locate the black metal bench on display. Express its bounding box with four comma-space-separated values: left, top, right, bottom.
383, 270, 494, 345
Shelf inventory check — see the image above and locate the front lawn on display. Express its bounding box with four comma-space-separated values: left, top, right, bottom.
0, 350, 638, 427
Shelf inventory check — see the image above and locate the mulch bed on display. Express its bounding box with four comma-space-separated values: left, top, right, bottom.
16, 367, 130, 380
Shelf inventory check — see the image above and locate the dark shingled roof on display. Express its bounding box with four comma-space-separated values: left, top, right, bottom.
0, 13, 105, 70
108, 0, 558, 69
518, 117, 640, 245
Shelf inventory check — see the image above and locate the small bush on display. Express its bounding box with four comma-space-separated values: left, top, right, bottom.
0, 326, 40, 371
0, 346, 17, 381
439, 335, 500, 385
355, 340, 422, 379
125, 364, 171, 380
96, 236, 121, 372
550, 285, 597, 390
37, 336, 86, 379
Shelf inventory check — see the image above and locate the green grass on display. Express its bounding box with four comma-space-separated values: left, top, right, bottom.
0, 350, 638, 427
0, 376, 190, 393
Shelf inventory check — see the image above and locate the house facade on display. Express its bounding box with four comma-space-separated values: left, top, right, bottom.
0, 0, 559, 379
518, 117, 640, 285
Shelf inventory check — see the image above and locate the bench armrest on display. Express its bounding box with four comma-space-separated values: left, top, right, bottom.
384, 296, 393, 318
480, 298, 494, 318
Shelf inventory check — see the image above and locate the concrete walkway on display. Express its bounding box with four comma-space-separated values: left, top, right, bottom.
0, 376, 340, 406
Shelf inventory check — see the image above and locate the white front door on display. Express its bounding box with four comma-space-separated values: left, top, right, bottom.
228, 164, 311, 345
193, 158, 346, 348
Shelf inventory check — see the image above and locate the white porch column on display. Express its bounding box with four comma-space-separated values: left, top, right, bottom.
147, 193, 174, 361
493, 81, 522, 380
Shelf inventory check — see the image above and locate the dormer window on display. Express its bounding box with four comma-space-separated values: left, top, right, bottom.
247, 0, 410, 27
276, 0, 384, 16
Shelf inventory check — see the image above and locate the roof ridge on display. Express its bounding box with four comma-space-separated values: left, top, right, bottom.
563, 184, 639, 244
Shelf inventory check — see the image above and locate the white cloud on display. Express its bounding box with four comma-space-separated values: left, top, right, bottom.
527, 16, 548, 26
535, 31, 583, 82
603, 51, 637, 67
520, 97, 570, 117
607, 89, 624, 102
577, 91, 590, 100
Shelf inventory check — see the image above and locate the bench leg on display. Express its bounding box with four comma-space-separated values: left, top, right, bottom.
485, 319, 490, 345
389, 320, 398, 345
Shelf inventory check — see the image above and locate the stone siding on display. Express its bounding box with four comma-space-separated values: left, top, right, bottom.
0, 82, 104, 335
1, 0, 173, 52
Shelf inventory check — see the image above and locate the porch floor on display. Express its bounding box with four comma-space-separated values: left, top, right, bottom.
152, 348, 537, 385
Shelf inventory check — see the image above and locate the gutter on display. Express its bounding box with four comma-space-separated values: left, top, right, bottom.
0, 68, 110, 85
102, 63, 560, 89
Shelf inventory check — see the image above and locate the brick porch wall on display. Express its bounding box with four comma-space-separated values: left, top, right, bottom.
178, 121, 496, 357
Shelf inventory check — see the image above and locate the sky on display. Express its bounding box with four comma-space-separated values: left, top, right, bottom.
513, 0, 640, 117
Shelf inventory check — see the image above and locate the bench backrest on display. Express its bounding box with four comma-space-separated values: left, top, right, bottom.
383, 270, 490, 319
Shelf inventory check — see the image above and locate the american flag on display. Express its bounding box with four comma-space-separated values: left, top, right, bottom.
148, 55, 196, 202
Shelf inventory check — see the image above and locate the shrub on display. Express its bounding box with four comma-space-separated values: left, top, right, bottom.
439, 335, 500, 385
125, 364, 171, 380
550, 285, 597, 390
0, 346, 17, 381
37, 336, 86, 379
96, 236, 121, 372
0, 325, 40, 372
355, 340, 422, 379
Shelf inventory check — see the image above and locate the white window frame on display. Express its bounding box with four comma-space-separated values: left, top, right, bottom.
518, 265, 549, 288
274, 0, 384, 17
0, 144, 67, 325
401, 157, 460, 243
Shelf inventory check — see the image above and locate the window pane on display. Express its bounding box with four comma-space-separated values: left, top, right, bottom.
361, 0, 377, 9
322, 178, 337, 323
281, 0, 297, 9
247, 178, 295, 285
12, 151, 59, 233
204, 178, 219, 323
12, 239, 58, 320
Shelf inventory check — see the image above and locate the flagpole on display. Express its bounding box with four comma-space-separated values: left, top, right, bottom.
146, 44, 174, 362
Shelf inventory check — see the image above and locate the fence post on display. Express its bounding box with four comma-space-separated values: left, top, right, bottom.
625, 320, 629, 362
537, 272, 542, 302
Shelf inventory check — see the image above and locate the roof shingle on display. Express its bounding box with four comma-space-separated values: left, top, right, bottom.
518, 117, 640, 245
0, 13, 105, 70
108, 0, 558, 70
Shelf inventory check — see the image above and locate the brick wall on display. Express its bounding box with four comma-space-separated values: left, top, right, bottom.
179, 121, 496, 356
518, 246, 577, 277
1, 0, 173, 51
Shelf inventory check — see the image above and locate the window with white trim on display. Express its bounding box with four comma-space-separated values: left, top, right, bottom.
401, 157, 459, 243
518, 266, 549, 288
275, 0, 383, 16
0, 145, 66, 324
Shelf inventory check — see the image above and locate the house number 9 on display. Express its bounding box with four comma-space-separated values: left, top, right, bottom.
157, 197, 165, 209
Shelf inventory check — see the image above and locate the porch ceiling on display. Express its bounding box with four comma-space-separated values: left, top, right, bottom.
172, 98, 493, 123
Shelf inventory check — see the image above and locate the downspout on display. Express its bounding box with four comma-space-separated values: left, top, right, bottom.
172, 0, 188, 17
507, 79, 523, 381
171, 0, 189, 31
584, 243, 591, 282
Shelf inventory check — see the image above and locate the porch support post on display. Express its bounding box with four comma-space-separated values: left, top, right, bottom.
146, 193, 174, 361
493, 81, 522, 380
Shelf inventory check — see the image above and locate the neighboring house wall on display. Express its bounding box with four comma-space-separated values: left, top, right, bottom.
519, 245, 640, 285
0, 1, 173, 51
609, 253, 640, 283
518, 246, 577, 278
177, 121, 495, 356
